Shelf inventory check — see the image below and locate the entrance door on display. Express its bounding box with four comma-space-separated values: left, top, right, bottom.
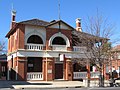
55, 63, 63, 79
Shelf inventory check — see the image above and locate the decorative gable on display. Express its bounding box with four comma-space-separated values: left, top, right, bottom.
47, 20, 74, 30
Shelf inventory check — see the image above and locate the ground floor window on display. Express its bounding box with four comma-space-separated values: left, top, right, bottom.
73, 63, 94, 72
27, 57, 42, 72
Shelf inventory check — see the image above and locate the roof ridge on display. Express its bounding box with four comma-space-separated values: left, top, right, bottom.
18, 18, 49, 23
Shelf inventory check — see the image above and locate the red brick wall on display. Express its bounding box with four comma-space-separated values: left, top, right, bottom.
8, 60, 12, 68
18, 57, 27, 81
43, 57, 54, 81
65, 59, 73, 80
46, 28, 72, 50
8, 24, 25, 53
18, 24, 25, 49
43, 58, 46, 81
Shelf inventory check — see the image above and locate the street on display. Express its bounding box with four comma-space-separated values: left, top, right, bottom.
5, 87, 120, 90
22, 87, 120, 90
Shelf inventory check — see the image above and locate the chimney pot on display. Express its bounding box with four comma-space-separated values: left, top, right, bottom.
76, 18, 82, 32
11, 10, 16, 22
10, 10, 16, 29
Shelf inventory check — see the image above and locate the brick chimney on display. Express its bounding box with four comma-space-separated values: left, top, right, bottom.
10, 10, 16, 29
76, 18, 82, 32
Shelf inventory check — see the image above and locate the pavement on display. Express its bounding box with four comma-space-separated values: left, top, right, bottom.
0, 80, 115, 89
0, 80, 84, 89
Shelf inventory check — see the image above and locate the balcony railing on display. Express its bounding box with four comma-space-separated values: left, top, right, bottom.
52, 45, 67, 51
73, 71, 100, 79
73, 72, 87, 79
73, 46, 87, 53
26, 44, 44, 51
27, 72, 43, 80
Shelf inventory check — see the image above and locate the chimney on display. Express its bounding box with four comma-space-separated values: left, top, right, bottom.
76, 18, 82, 32
10, 10, 16, 29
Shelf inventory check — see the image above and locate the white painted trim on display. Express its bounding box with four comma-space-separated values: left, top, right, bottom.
48, 32, 70, 47
7, 49, 90, 60
25, 30, 45, 45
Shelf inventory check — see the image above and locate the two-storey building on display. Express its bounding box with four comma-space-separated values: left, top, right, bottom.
6, 11, 100, 81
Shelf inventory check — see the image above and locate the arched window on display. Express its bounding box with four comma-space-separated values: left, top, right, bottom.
52, 37, 66, 45
27, 35, 43, 44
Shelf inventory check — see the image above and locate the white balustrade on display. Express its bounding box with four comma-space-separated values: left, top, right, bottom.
52, 45, 67, 51
90, 71, 100, 78
73, 72, 87, 79
73, 46, 87, 53
26, 44, 44, 51
73, 72, 100, 79
27, 72, 43, 80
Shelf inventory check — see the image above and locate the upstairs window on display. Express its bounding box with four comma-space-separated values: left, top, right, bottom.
52, 37, 66, 45
27, 35, 43, 44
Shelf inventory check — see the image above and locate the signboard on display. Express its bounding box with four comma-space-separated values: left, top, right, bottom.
60, 54, 64, 61
48, 69, 52, 74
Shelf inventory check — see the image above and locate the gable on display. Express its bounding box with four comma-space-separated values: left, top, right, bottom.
48, 21, 74, 30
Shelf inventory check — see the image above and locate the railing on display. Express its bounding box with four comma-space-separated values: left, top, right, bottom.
90, 71, 100, 78
73, 72, 100, 79
73, 46, 87, 53
73, 72, 87, 79
52, 45, 67, 51
26, 44, 44, 51
27, 72, 43, 80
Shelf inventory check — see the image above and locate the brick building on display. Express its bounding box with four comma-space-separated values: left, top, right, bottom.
108, 45, 120, 78
6, 10, 100, 81
0, 54, 7, 80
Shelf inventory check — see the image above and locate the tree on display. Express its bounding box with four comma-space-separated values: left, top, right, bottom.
72, 12, 115, 87
0, 40, 6, 54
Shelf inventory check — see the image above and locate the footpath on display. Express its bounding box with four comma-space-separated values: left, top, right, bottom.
0, 80, 113, 89
0, 80, 83, 89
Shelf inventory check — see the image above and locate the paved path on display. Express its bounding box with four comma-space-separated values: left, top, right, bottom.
0, 80, 83, 89
0, 80, 115, 89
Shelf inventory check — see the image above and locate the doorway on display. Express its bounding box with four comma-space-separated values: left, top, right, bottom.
55, 63, 63, 79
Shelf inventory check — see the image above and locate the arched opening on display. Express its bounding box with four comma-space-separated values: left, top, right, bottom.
52, 37, 66, 45
27, 35, 43, 44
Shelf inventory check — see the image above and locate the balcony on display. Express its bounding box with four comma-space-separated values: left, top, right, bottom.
73, 71, 100, 79
25, 44, 68, 51
27, 72, 43, 80
52, 45, 67, 51
73, 46, 87, 53
26, 44, 44, 51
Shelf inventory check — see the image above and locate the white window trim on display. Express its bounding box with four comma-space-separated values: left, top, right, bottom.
49, 32, 70, 47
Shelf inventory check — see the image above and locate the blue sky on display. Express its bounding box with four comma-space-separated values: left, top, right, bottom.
0, 0, 120, 46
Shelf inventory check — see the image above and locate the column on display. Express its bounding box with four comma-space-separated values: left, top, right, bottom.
43, 57, 54, 81
17, 57, 27, 81
64, 59, 73, 81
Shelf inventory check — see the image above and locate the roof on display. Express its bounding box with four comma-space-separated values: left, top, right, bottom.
112, 45, 120, 51
46, 20, 75, 30
0, 54, 7, 61
72, 30, 109, 41
19, 19, 50, 26
6, 19, 75, 38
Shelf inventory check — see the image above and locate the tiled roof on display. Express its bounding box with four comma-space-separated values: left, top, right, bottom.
72, 30, 105, 39
112, 45, 120, 51
19, 19, 50, 26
